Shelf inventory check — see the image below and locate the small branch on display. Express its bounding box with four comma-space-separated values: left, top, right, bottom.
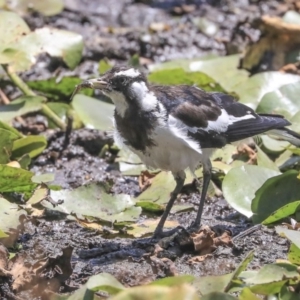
2, 65, 66, 130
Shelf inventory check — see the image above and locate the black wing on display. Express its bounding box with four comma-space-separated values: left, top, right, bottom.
152, 85, 291, 148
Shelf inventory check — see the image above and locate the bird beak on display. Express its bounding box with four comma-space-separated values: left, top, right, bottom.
70, 78, 108, 101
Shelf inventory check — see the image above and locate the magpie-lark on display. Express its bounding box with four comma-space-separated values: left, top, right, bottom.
72, 66, 300, 237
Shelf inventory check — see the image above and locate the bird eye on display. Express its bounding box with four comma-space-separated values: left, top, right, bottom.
118, 77, 127, 85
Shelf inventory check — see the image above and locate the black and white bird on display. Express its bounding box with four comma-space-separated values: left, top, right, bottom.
73, 66, 300, 237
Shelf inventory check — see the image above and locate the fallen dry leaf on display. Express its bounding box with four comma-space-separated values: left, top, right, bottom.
188, 254, 213, 264
138, 170, 158, 191
0, 244, 11, 277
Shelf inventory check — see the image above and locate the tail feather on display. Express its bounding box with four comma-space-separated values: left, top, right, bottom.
268, 128, 300, 147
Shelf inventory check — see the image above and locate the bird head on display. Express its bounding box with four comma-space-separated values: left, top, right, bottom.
72, 66, 157, 116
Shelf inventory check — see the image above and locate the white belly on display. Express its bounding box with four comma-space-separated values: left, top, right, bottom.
128, 126, 203, 173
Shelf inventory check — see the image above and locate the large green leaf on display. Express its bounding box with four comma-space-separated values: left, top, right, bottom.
235, 72, 300, 110
87, 273, 125, 294
0, 164, 36, 192
262, 200, 300, 225
0, 10, 30, 52
257, 82, 300, 116
47, 183, 141, 223
0, 95, 45, 122
27, 77, 93, 101
0, 120, 23, 138
0, 128, 20, 163
12, 135, 47, 159
0, 11, 83, 71
222, 165, 280, 218
288, 243, 300, 265
148, 68, 224, 92
251, 170, 300, 224
189, 54, 249, 92
6, 0, 64, 16
72, 94, 114, 130
201, 293, 237, 300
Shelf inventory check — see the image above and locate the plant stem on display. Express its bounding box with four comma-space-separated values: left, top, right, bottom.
3, 65, 66, 130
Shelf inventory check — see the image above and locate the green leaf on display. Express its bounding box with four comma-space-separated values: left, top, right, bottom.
222, 165, 280, 218
136, 201, 164, 212
288, 243, 300, 265
0, 10, 30, 52
148, 68, 224, 92
262, 200, 300, 225
239, 288, 260, 300
72, 94, 114, 130
194, 273, 234, 295
0, 96, 45, 122
0, 11, 83, 71
243, 263, 299, 285
279, 285, 300, 300
0, 196, 27, 237
236, 72, 300, 110
200, 292, 237, 300
7, 0, 64, 16
12, 135, 47, 159
251, 170, 300, 224
189, 54, 249, 92
111, 284, 199, 300
0, 128, 20, 163
0, 164, 36, 192
99, 59, 112, 74
31, 173, 55, 183
0, 121, 23, 138
257, 82, 300, 116
276, 226, 300, 249
86, 273, 125, 294
18, 154, 31, 169
47, 183, 141, 223
150, 275, 195, 286
256, 146, 280, 171
27, 77, 93, 101
260, 135, 290, 155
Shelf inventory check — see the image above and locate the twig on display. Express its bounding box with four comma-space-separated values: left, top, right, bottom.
232, 224, 262, 242
2, 65, 66, 130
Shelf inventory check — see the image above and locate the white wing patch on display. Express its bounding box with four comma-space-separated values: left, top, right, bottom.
228, 114, 255, 124
131, 81, 158, 111
203, 109, 256, 133
115, 68, 140, 78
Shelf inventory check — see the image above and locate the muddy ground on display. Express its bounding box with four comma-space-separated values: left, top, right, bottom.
1, 0, 295, 299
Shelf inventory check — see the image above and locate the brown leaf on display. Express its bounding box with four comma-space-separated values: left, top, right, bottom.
191, 225, 215, 253
188, 254, 213, 264
138, 170, 158, 191
0, 244, 11, 277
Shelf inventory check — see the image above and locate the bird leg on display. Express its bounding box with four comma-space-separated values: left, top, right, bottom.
153, 171, 186, 238
190, 160, 212, 230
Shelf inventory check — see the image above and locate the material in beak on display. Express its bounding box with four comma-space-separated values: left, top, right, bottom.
70, 78, 108, 101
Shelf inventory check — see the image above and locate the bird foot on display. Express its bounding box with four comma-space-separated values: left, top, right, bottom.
187, 222, 202, 234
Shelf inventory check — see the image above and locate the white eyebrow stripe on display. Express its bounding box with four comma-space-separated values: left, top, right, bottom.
115, 68, 140, 77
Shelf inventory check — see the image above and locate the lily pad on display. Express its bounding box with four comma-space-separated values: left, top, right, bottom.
47, 183, 141, 223
222, 165, 280, 218
201, 292, 237, 300
0, 95, 45, 122
0, 11, 83, 71
87, 273, 125, 294
236, 72, 300, 110
239, 288, 260, 300
262, 200, 300, 225
189, 54, 249, 92
256, 146, 279, 171
12, 135, 47, 159
260, 135, 290, 155
7, 0, 64, 16
0, 120, 23, 138
0, 164, 36, 192
251, 170, 300, 224
72, 94, 114, 131
257, 82, 300, 116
